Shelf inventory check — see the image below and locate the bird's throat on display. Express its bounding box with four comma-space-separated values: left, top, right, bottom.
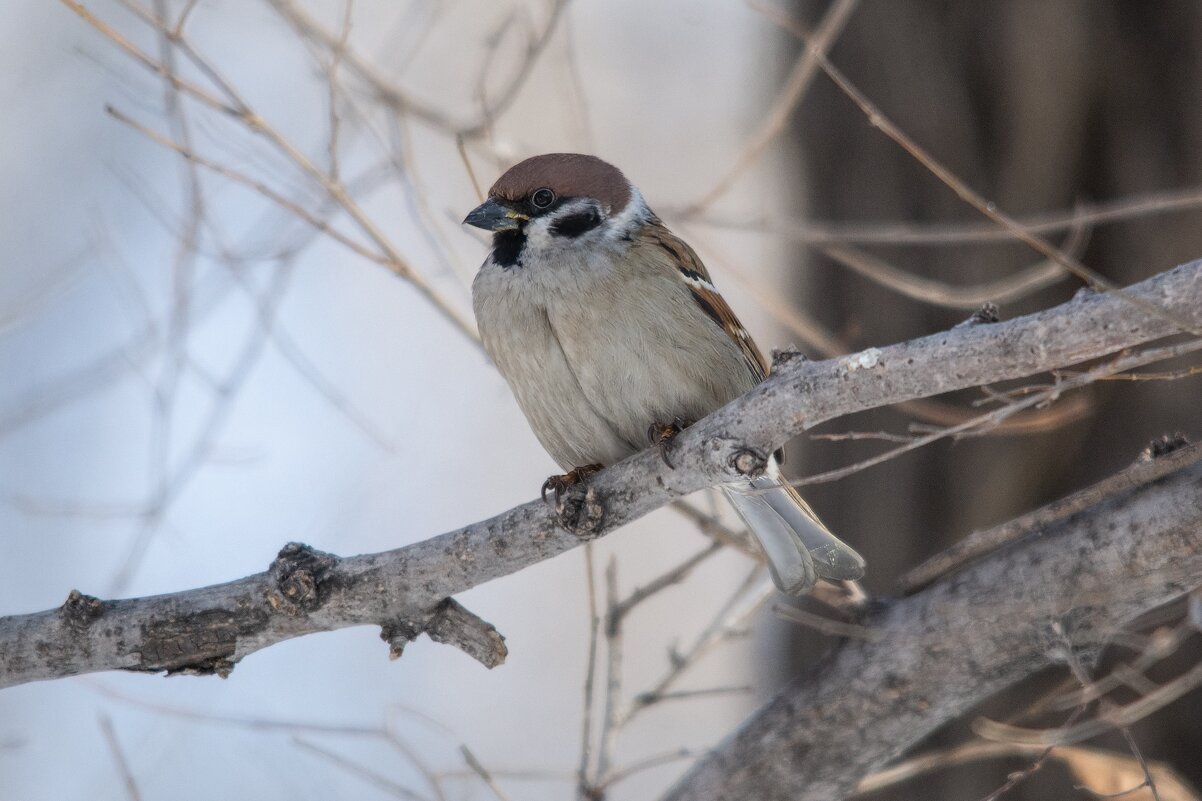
492, 229, 527, 269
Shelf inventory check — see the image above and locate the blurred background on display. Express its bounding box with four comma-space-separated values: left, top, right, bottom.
1, 1, 1200, 799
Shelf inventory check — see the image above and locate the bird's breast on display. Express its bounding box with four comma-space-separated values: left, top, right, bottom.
473, 260, 634, 469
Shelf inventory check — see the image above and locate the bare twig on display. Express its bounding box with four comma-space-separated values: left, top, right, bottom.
266, 0, 569, 139
976, 651, 1202, 748
295, 737, 429, 801
854, 740, 1194, 800
820, 243, 1068, 310
599, 748, 709, 791
699, 184, 1202, 246
784, 339, 1202, 490
595, 559, 623, 780
610, 542, 723, 623
900, 438, 1202, 593
683, 0, 860, 213
773, 602, 879, 640
62, 0, 481, 344
99, 716, 143, 801
753, 2, 1201, 339
623, 567, 772, 722
577, 544, 600, 799
461, 745, 513, 801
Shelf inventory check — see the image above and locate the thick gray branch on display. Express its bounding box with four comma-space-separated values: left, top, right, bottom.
0, 260, 1198, 689
662, 442, 1202, 801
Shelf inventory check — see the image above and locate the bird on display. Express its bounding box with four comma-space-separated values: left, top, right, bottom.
465, 153, 864, 595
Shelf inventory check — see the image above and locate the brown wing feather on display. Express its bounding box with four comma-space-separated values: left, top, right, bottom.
639, 221, 769, 382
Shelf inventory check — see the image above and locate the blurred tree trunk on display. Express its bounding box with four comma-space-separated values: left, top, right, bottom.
788, 1, 1202, 797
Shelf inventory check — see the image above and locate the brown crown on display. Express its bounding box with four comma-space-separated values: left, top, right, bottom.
489, 153, 632, 213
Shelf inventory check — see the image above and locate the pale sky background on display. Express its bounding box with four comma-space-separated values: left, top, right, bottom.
0, 2, 807, 799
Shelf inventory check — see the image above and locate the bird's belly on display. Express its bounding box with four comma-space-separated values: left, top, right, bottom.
475, 283, 634, 470
548, 288, 746, 449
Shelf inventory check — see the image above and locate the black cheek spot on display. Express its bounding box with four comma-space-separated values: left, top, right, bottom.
550, 208, 602, 238
492, 229, 526, 268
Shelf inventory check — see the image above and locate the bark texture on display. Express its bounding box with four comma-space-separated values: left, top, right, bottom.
663, 443, 1202, 800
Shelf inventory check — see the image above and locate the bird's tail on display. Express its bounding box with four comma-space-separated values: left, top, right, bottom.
720, 464, 864, 596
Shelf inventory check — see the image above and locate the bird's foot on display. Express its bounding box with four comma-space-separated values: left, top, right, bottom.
647, 418, 692, 468
541, 464, 604, 504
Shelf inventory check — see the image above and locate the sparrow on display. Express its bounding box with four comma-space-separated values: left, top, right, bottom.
465, 153, 864, 595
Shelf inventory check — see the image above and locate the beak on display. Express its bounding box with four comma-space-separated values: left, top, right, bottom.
463, 198, 528, 231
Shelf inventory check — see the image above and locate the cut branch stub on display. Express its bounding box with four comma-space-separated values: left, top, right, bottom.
381, 599, 507, 668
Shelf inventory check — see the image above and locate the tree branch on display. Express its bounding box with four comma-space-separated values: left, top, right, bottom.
1, 260, 1199, 689
661, 441, 1202, 801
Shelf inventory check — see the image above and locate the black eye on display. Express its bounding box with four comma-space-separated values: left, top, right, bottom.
531, 188, 556, 208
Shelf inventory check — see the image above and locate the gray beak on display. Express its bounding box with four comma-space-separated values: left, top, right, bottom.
463, 198, 528, 231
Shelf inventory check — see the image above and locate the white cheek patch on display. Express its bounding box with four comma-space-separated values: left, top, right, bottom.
523, 217, 556, 251
605, 185, 651, 241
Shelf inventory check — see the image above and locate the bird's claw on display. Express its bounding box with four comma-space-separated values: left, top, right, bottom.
541, 464, 604, 504
647, 418, 691, 469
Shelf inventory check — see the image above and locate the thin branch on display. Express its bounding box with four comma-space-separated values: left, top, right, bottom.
785, 339, 1202, 490
853, 740, 1189, 799
104, 106, 389, 267
669, 499, 759, 557
385, 733, 450, 801
99, 716, 143, 801
62, 0, 480, 344
610, 542, 724, 623
599, 748, 710, 791
773, 602, 879, 640
901, 439, 1202, 593
977, 704, 1090, 801
595, 559, 623, 781
623, 567, 772, 723
683, 0, 860, 213
819, 243, 1070, 310
577, 543, 600, 799
753, 2, 1201, 339
697, 184, 1202, 246
811, 52, 1201, 338
460, 745, 513, 801
295, 738, 430, 801
267, 0, 569, 138
976, 657, 1202, 748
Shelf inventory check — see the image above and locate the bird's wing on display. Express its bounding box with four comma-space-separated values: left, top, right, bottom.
638, 220, 770, 383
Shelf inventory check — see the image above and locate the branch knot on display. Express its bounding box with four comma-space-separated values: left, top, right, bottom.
955, 302, 1000, 328
555, 486, 605, 538
730, 447, 768, 478
268, 542, 338, 613
1140, 432, 1191, 461
59, 590, 105, 632
771, 347, 807, 370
